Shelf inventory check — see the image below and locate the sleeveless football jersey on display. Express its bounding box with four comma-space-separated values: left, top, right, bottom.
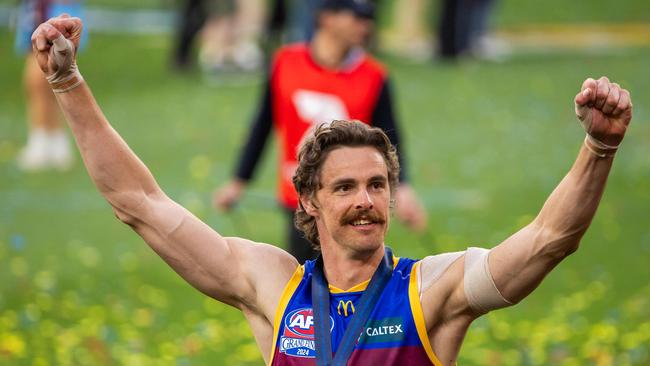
269, 44, 387, 209
269, 256, 444, 365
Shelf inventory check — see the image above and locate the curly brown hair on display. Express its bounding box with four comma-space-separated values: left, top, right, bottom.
292, 120, 400, 250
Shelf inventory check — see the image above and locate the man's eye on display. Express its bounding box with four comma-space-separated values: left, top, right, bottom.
371, 182, 384, 190
336, 185, 350, 192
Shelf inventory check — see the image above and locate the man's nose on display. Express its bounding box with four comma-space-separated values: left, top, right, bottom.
355, 188, 374, 210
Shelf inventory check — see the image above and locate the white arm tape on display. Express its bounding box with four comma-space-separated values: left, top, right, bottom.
464, 247, 512, 314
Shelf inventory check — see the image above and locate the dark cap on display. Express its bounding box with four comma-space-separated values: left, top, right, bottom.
319, 0, 376, 19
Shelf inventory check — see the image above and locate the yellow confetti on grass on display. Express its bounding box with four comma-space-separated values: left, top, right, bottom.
199, 319, 225, 343
203, 297, 223, 315
234, 342, 262, 362
590, 323, 619, 344
35, 292, 53, 312
0, 311, 18, 330
0, 332, 26, 357
621, 331, 643, 350
121, 353, 152, 366
25, 304, 41, 323
562, 357, 581, 366
460, 278, 650, 365
189, 155, 212, 181
33, 356, 49, 366
137, 285, 169, 309
79, 247, 100, 268
38, 320, 58, 340
183, 333, 204, 354
133, 308, 154, 328
61, 291, 81, 316
119, 251, 138, 272
0, 140, 16, 163
57, 329, 81, 351
88, 306, 107, 323
34, 271, 56, 292
158, 341, 180, 359
0, 240, 6, 260
489, 317, 511, 340
179, 192, 206, 217
9, 257, 28, 277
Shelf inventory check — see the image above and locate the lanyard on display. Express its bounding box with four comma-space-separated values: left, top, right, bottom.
312, 247, 394, 366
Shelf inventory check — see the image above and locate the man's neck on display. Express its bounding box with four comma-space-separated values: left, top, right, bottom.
320, 245, 385, 290
310, 31, 351, 70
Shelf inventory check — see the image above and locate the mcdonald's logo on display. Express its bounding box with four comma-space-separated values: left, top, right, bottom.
337, 300, 355, 317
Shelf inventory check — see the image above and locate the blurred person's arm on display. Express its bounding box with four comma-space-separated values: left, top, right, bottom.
372, 78, 427, 231
213, 78, 273, 211
33, 16, 298, 315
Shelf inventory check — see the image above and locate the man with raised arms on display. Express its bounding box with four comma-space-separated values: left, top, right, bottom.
33, 15, 633, 366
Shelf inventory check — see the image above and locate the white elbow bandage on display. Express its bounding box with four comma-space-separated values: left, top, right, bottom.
463, 247, 512, 314
46, 34, 84, 93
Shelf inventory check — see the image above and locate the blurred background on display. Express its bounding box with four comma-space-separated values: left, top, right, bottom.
1, 0, 649, 365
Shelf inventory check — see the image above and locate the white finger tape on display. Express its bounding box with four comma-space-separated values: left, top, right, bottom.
51, 34, 73, 70
46, 34, 83, 93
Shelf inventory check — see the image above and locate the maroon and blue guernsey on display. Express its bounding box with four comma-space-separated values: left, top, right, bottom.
269, 256, 444, 365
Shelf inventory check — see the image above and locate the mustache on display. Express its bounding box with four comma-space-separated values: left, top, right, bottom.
340, 209, 386, 226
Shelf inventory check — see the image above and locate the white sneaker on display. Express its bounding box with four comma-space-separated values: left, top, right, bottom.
232, 40, 263, 72
471, 35, 512, 63
48, 129, 74, 171
199, 46, 227, 74
17, 128, 74, 171
17, 129, 50, 171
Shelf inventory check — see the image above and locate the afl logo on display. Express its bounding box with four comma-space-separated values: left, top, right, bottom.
284, 308, 334, 339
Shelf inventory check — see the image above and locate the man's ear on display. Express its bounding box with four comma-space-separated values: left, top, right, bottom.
300, 195, 319, 217
316, 11, 328, 29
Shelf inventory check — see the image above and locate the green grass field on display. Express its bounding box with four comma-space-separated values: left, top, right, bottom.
1, 27, 649, 365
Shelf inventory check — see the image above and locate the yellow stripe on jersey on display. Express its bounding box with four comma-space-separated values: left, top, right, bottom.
329, 279, 370, 294
408, 261, 444, 366
268, 264, 304, 366
328, 257, 401, 294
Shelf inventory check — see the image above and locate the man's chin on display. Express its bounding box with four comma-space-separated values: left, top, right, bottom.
346, 235, 384, 254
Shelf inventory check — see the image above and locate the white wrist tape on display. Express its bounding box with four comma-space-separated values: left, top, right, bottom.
46, 34, 84, 93
584, 134, 618, 158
